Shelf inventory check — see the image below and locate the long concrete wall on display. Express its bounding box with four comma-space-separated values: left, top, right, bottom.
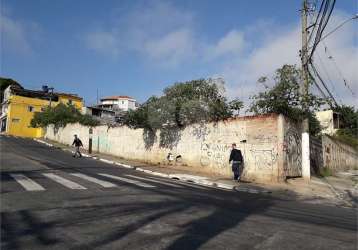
45, 114, 303, 182
322, 135, 358, 171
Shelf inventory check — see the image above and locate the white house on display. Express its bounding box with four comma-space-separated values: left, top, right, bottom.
315, 110, 340, 135
98, 95, 137, 112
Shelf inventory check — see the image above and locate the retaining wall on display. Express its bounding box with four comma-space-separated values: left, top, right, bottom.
322, 135, 358, 171
45, 114, 303, 182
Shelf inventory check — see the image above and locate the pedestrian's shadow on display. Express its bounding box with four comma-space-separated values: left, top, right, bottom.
166, 198, 271, 250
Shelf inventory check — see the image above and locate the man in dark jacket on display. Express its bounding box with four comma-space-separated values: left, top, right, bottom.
72, 134, 83, 158
229, 143, 243, 181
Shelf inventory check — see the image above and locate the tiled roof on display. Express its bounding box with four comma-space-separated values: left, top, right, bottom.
101, 95, 135, 100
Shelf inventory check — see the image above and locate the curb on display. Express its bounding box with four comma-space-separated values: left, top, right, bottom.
32, 138, 255, 191
234, 186, 271, 194
321, 178, 353, 207
33, 138, 54, 147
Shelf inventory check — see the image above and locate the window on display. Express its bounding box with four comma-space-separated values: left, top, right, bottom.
41, 107, 46, 112
122, 101, 124, 104
68, 99, 73, 105
12, 118, 20, 123
333, 113, 340, 129
28, 106, 34, 112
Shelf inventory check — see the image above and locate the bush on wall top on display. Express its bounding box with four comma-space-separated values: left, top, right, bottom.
30, 103, 100, 128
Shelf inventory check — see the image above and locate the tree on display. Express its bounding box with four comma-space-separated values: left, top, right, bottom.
31, 103, 99, 128
333, 105, 358, 138
331, 105, 358, 149
248, 64, 326, 136
123, 78, 243, 130
0, 77, 23, 102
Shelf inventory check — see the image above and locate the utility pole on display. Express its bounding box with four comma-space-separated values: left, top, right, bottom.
301, 0, 310, 180
49, 87, 54, 107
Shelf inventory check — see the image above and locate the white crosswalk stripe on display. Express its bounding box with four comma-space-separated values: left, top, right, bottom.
42, 173, 87, 189
149, 176, 209, 190
98, 173, 155, 188
70, 173, 117, 188
126, 175, 182, 188
10, 174, 45, 191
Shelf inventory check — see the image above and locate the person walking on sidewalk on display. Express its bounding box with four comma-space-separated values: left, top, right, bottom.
72, 134, 83, 158
229, 143, 243, 181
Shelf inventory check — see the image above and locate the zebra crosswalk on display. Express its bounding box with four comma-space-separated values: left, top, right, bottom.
9, 174, 45, 191
42, 173, 87, 190
5, 171, 207, 192
98, 173, 155, 188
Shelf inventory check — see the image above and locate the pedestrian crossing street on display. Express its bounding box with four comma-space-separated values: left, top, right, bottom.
5, 172, 209, 192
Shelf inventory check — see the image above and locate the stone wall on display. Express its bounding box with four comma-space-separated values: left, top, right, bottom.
45, 114, 303, 182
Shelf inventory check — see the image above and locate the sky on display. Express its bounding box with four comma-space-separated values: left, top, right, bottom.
1, 0, 357, 108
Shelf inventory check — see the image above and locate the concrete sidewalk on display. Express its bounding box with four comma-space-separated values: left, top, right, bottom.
35, 137, 357, 208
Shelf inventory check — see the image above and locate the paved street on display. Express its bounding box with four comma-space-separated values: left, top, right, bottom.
1, 136, 357, 250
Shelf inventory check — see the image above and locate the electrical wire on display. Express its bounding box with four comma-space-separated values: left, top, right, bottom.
322, 42, 356, 96
307, 68, 329, 101
308, 0, 336, 62
309, 62, 338, 107
320, 15, 358, 43
315, 52, 343, 104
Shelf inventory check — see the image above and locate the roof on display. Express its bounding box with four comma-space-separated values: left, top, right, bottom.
9, 86, 82, 101
101, 95, 135, 101
56, 92, 83, 100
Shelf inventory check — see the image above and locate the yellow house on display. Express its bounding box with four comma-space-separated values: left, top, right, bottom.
0, 85, 83, 138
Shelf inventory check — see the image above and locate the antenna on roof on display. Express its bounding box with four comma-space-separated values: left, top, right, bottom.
96, 88, 99, 105
42, 85, 49, 93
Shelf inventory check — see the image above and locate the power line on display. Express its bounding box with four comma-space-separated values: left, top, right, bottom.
308, 0, 336, 62
309, 62, 338, 106
308, 69, 329, 101
322, 43, 356, 96
319, 14, 358, 43
314, 51, 342, 104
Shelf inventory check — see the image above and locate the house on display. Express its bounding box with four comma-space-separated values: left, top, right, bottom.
81, 106, 116, 124
0, 84, 83, 138
315, 110, 341, 135
97, 95, 137, 112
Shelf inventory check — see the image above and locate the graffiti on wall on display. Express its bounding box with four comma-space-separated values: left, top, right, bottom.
200, 142, 232, 168
283, 128, 302, 176
253, 134, 278, 144
249, 149, 277, 170
192, 124, 210, 141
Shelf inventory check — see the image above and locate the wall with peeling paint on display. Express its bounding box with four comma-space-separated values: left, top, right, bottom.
45, 113, 303, 182
322, 135, 358, 171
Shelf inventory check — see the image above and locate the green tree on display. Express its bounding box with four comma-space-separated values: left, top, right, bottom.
332, 105, 358, 148
31, 103, 99, 128
123, 78, 243, 130
333, 105, 358, 138
248, 64, 326, 136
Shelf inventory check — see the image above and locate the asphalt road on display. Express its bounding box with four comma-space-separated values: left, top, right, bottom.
1, 136, 357, 250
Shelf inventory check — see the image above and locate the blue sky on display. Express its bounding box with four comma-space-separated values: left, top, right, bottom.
1, 0, 357, 106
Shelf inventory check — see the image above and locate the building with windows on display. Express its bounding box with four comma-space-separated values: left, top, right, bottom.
98, 95, 137, 112
0, 84, 83, 138
315, 110, 341, 135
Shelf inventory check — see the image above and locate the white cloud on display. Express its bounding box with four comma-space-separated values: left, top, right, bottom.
217, 12, 357, 107
0, 14, 32, 55
84, 1, 196, 65
85, 31, 119, 57
144, 28, 195, 66
84, 3, 357, 106
210, 30, 245, 59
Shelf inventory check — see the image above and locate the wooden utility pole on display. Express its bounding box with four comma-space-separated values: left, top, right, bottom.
301, 0, 309, 102
301, 0, 310, 180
